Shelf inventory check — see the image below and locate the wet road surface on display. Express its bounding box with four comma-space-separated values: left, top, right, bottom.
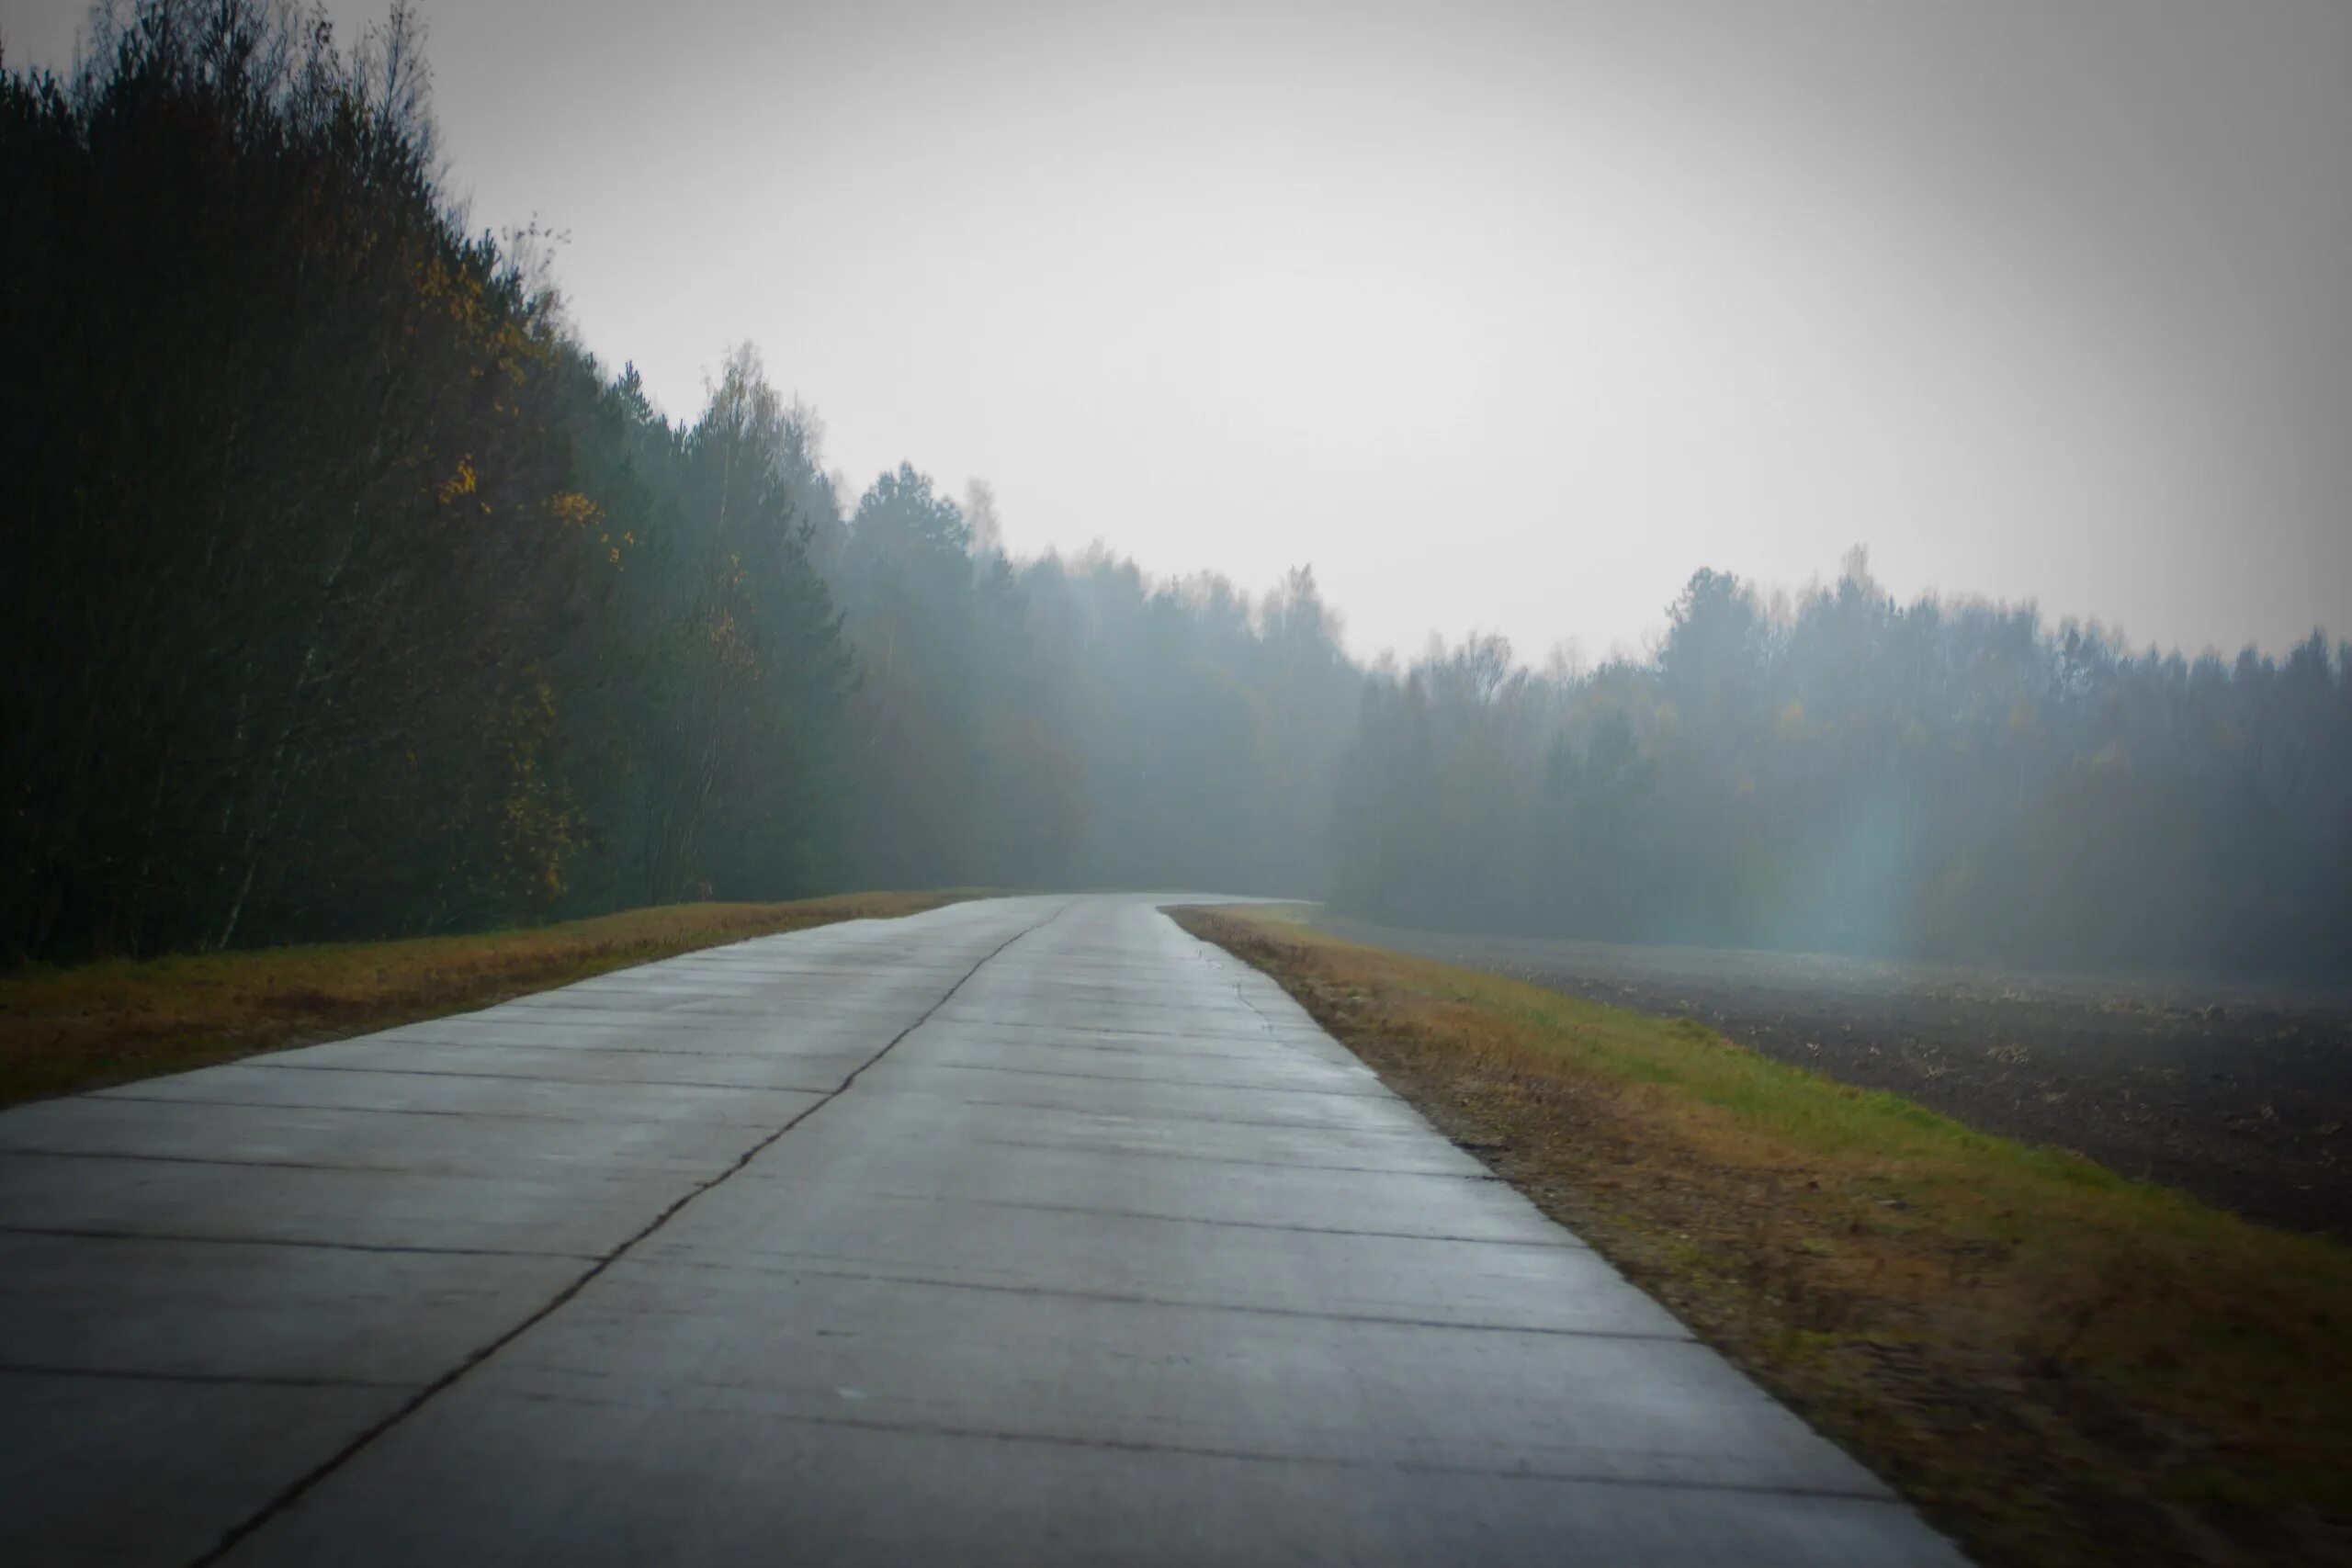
0, 895, 1966, 1564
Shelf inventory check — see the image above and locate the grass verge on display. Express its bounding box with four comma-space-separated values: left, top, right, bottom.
1172, 905, 2352, 1568
0, 891, 972, 1109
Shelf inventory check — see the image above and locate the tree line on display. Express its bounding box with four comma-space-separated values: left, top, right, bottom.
1332, 555, 2350, 976
6, 2, 2344, 978
0, 0, 1356, 962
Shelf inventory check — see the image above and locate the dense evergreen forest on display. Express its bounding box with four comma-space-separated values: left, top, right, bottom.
5, 2, 2346, 977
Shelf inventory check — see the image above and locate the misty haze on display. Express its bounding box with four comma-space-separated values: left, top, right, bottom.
1, 3, 2346, 1566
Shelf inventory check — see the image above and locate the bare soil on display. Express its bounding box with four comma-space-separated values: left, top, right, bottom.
1326, 917, 2352, 1239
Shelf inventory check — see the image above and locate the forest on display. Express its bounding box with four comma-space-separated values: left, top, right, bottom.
5, 0, 2346, 978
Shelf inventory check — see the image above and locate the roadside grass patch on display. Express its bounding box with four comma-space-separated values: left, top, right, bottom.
0, 892, 972, 1107
1173, 905, 2352, 1568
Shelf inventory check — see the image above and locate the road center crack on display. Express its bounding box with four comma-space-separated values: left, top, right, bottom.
187, 899, 1069, 1568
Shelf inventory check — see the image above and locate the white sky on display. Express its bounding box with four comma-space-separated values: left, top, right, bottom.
9, 0, 2348, 662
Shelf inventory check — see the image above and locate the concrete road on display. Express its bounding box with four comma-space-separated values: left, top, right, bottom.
0, 895, 1968, 1565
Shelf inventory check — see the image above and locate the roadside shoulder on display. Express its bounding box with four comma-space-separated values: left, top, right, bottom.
1171, 904, 2352, 1568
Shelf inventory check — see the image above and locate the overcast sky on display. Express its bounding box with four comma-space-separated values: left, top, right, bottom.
9, 0, 2348, 662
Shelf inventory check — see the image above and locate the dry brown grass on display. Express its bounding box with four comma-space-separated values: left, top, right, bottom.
1175, 906, 2352, 1568
0, 892, 970, 1108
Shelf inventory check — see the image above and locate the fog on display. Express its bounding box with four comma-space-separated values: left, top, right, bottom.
3, 0, 2346, 978
9, 0, 2349, 663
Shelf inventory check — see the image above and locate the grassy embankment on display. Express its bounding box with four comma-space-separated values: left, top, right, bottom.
0, 892, 971, 1109
1173, 905, 2351, 1568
